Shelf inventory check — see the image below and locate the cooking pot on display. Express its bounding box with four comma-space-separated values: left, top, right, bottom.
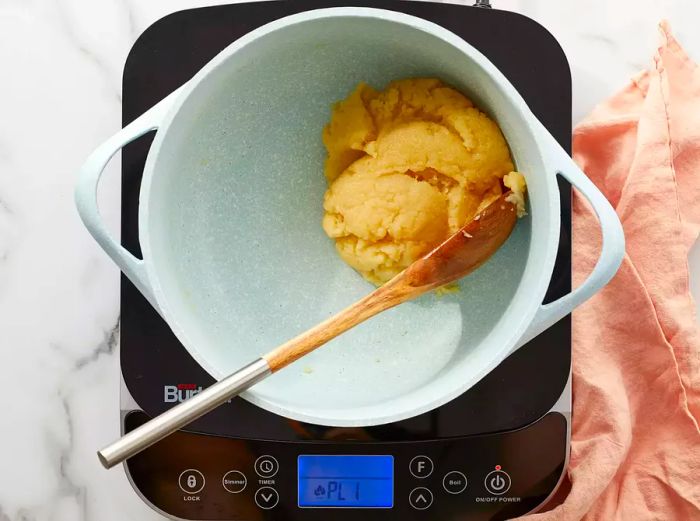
76, 7, 624, 427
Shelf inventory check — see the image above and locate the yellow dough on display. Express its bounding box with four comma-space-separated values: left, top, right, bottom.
322, 78, 527, 285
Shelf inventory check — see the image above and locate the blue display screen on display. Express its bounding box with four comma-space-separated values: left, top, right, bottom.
298, 455, 394, 508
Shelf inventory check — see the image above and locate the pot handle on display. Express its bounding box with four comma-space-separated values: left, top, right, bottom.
513, 139, 625, 349
75, 89, 180, 309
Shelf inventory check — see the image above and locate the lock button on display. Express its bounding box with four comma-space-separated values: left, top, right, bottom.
178, 469, 205, 494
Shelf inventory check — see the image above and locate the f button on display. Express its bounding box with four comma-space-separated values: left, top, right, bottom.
409, 455, 434, 479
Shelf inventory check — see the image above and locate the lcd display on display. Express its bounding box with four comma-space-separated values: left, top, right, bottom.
298, 455, 394, 508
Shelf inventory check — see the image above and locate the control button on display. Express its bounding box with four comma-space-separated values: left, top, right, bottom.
409, 455, 434, 478
484, 468, 511, 496
409, 487, 433, 510
178, 469, 205, 494
254, 455, 279, 478
255, 487, 279, 510
222, 470, 247, 494
443, 471, 468, 494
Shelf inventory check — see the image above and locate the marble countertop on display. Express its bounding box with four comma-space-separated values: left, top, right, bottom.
1, 1, 699, 520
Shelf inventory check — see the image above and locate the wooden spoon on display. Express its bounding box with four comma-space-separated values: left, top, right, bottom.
265, 192, 517, 369
98, 193, 517, 468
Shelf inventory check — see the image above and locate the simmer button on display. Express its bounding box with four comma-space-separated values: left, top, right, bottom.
222, 470, 247, 494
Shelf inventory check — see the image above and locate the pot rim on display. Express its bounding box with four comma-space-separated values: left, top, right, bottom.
138, 6, 561, 426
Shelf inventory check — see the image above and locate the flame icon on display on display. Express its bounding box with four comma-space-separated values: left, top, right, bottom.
314, 485, 326, 497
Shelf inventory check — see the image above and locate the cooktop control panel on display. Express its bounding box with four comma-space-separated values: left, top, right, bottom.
125, 411, 567, 520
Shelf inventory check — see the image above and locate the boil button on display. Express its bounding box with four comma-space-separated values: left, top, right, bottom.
443, 471, 468, 494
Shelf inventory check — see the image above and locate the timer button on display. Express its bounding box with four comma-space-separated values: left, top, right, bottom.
409, 487, 433, 510
484, 469, 511, 496
443, 471, 468, 494
178, 469, 205, 494
255, 455, 279, 478
409, 455, 433, 478
255, 487, 279, 509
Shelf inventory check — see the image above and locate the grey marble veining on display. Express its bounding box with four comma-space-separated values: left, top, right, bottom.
0, 1, 698, 520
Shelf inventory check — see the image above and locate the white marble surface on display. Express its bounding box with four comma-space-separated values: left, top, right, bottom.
1, 1, 699, 520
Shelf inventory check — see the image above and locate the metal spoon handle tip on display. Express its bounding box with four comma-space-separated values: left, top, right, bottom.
97, 357, 271, 468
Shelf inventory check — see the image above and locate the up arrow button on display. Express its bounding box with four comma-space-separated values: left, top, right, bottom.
409, 487, 434, 510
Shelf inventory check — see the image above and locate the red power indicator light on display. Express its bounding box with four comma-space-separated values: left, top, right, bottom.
495, 465, 502, 471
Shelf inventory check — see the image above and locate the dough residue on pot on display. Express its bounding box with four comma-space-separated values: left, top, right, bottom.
321, 78, 527, 285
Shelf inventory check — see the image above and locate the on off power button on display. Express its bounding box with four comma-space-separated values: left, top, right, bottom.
484, 467, 511, 496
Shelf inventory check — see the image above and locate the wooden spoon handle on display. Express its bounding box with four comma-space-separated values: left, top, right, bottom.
263, 277, 415, 371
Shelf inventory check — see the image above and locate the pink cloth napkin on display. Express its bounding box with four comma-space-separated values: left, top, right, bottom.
521, 22, 700, 521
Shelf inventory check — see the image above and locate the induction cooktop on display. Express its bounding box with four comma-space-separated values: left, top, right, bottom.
118, 1, 572, 519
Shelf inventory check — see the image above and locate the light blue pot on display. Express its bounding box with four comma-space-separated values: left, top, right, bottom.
76, 7, 624, 426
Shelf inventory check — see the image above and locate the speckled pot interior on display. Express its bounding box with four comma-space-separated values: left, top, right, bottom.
141, 9, 556, 425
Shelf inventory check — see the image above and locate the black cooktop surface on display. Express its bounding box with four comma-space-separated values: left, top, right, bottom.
120, 0, 572, 442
